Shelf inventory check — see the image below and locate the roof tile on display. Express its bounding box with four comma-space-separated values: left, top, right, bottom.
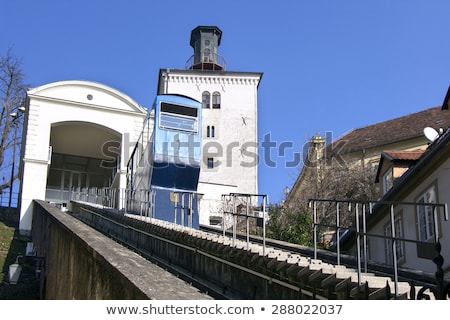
326, 106, 449, 156
382, 150, 425, 161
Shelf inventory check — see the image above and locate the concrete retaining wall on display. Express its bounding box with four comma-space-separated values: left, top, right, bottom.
31, 200, 212, 300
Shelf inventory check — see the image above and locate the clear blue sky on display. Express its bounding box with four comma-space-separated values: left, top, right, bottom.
1, 0, 449, 204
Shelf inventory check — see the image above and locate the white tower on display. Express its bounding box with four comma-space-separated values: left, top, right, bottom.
157, 26, 263, 226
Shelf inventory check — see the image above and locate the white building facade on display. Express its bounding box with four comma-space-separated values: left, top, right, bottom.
19, 80, 147, 234
157, 26, 263, 226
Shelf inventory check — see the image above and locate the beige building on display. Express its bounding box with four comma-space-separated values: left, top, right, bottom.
291, 87, 450, 281
287, 105, 450, 206
345, 122, 450, 278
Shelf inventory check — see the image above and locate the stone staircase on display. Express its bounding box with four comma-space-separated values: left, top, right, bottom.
128, 214, 418, 299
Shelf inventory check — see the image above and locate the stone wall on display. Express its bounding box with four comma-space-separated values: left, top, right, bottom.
31, 200, 211, 299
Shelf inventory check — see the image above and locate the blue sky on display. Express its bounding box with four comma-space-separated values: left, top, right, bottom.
1, 0, 449, 204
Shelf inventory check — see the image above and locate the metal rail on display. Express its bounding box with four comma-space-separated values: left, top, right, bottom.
308, 198, 449, 299
221, 193, 269, 256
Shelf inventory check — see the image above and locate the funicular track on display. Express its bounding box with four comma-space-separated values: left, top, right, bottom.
68, 200, 448, 300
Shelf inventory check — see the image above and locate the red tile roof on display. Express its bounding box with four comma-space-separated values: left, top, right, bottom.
382, 150, 425, 161
374, 150, 425, 183
326, 106, 449, 156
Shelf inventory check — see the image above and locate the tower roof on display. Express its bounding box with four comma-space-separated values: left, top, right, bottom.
190, 26, 222, 47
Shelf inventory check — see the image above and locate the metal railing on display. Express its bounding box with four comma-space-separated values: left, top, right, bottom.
185, 52, 226, 70
0, 190, 19, 208
309, 198, 449, 299
70, 186, 200, 229
71, 187, 128, 211
221, 193, 269, 256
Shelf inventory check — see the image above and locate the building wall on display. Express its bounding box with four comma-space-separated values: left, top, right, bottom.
197, 181, 237, 226
32, 200, 211, 299
160, 70, 262, 225
339, 136, 428, 168
19, 81, 146, 234
362, 157, 450, 276
287, 135, 430, 205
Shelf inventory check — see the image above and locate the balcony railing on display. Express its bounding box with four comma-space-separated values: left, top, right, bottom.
185, 52, 226, 71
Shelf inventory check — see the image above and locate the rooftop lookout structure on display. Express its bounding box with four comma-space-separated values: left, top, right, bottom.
186, 26, 226, 71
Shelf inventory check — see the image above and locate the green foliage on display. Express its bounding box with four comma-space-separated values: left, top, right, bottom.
0, 211, 40, 299
0, 222, 15, 283
267, 204, 313, 247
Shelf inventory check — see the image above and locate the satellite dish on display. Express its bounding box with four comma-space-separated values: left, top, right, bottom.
424, 127, 439, 142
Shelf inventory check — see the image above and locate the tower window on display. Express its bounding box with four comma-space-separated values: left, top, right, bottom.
202, 91, 210, 108
206, 125, 215, 138
203, 49, 211, 62
212, 91, 221, 109
207, 157, 214, 169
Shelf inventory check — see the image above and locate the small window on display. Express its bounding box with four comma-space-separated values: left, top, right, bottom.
212, 92, 221, 109
416, 186, 437, 242
382, 169, 393, 194
207, 157, 214, 169
203, 49, 211, 62
206, 125, 215, 138
202, 91, 210, 108
384, 215, 404, 265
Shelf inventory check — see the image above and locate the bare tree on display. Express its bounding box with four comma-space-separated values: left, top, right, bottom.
0, 48, 28, 201
290, 157, 379, 228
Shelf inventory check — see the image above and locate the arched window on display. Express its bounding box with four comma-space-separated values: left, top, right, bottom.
212, 91, 221, 109
202, 91, 210, 108
211, 125, 215, 137
206, 126, 210, 137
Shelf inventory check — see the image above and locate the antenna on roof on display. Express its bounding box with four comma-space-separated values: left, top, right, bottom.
423, 127, 439, 143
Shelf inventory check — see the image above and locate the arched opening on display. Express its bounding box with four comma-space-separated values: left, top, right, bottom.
45, 121, 121, 204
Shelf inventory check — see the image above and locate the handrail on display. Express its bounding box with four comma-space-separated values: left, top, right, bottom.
308, 198, 449, 299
